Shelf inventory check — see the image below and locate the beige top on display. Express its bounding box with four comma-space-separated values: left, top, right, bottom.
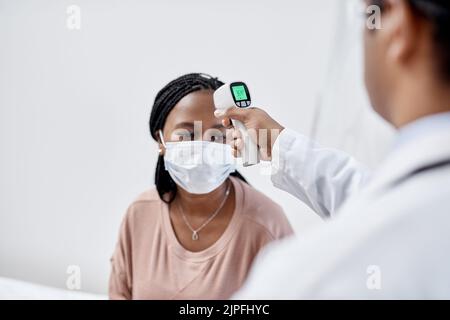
109, 177, 293, 300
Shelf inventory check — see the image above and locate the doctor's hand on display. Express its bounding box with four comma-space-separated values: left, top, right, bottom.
214, 107, 284, 161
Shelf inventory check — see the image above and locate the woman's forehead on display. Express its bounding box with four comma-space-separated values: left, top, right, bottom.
166, 90, 220, 125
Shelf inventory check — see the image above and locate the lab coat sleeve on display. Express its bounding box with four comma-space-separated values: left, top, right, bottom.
271, 128, 371, 219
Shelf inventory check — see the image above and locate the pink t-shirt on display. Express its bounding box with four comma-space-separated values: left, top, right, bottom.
109, 176, 293, 299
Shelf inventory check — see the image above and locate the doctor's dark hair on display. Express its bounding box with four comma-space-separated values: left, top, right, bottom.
149, 73, 248, 203
369, 0, 450, 82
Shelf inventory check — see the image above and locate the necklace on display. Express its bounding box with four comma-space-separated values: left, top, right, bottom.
175, 180, 231, 241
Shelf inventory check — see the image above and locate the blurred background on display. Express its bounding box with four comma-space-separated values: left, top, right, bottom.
0, 0, 394, 295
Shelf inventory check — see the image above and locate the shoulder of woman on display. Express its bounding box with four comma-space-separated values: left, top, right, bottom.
132, 187, 161, 204
231, 177, 294, 239
122, 187, 163, 222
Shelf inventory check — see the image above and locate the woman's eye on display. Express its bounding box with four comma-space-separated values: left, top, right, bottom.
174, 132, 194, 141
209, 135, 225, 143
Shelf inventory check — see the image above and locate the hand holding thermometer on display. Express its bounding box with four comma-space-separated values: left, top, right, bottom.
213, 82, 260, 166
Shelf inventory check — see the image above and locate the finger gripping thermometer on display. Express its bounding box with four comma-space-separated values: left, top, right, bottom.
213, 82, 260, 166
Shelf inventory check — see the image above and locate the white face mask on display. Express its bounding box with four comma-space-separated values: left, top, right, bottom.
159, 131, 236, 194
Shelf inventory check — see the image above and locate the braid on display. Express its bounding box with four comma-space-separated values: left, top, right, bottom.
149, 73, 248, 203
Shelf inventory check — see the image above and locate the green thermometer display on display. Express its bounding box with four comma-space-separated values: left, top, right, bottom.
231, 85, 248, 101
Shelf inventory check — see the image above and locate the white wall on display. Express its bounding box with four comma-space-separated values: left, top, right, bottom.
0, 0, 393, 294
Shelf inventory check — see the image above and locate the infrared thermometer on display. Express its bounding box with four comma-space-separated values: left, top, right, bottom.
214, 82, 260, 166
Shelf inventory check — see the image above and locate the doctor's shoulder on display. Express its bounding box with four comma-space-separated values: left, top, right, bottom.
234, 177, 294, 241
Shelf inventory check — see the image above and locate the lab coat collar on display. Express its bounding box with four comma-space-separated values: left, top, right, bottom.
365, 128, 450, 194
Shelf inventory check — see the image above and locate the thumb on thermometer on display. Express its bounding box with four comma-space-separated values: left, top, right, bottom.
214, 107, 250, 126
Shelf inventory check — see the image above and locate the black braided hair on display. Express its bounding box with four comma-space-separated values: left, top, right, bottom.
149, 73, 248, 203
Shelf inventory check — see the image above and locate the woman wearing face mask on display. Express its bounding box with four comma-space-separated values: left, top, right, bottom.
109, 73, 293, 299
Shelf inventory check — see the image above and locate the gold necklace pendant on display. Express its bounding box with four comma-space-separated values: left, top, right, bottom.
177, 180, 231, 242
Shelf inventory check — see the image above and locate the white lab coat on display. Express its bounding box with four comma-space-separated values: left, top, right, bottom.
235, 126, 450, 299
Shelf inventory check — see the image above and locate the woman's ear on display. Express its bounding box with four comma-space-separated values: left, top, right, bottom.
158, 142, 165, 156
157, 130, 166, 156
